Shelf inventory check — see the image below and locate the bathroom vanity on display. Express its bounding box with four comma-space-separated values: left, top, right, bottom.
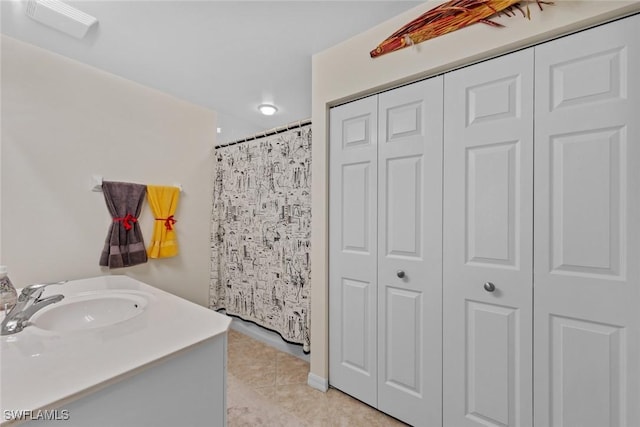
0, 275, 231, 427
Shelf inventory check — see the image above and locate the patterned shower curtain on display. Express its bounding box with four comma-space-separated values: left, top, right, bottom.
210, 124, 311, 352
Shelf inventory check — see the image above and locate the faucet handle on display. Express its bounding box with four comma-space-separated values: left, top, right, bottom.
20, 281, 67, 300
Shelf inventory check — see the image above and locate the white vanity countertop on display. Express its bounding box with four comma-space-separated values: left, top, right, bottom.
0, 275, 231, 422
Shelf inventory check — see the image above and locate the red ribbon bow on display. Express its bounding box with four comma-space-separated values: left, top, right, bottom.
114, 213, 138, 231
156, 215, 177, 231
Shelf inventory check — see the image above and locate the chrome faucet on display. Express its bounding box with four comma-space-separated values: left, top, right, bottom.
1, 281, 66, 335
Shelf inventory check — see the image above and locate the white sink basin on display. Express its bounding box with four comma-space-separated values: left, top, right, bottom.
31, 291, 149, 332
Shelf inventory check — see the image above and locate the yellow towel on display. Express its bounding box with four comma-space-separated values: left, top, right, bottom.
146, 185, 180, 258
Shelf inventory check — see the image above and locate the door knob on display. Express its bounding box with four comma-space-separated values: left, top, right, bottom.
483, 282, 496, 292
396, 270, 405, 279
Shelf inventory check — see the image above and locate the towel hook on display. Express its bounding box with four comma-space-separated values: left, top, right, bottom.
91, 175, 104, 192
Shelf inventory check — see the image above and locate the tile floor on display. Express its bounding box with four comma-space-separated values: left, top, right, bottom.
227, 329, 407, 426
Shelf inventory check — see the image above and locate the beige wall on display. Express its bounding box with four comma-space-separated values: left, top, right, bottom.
310, 1, 640, 382
1, 36, 216, 306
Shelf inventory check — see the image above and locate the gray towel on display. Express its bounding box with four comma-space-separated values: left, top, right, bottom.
99, 181, 148, 269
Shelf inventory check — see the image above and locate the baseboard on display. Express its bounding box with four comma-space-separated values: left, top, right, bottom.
307, 372, 329, 392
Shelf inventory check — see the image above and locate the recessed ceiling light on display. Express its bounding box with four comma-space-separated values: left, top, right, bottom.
258, 104, 278, 116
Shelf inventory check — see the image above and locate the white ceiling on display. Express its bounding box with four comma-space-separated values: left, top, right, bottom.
1, 1, 422, 143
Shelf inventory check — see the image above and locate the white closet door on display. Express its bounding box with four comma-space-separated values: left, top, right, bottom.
443, 48, 534, 427
329, 95, 378, 406
534, 15, 640, 427
377, 77, 443, 427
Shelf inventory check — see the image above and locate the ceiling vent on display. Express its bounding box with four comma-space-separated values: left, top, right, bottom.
25, 0, 98, 39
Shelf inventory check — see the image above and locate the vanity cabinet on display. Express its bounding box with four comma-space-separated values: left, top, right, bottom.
0, 276, 230, 427
329, 13, 639, 427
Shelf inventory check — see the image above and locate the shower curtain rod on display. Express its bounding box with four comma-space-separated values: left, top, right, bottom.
214, 118, 311, 149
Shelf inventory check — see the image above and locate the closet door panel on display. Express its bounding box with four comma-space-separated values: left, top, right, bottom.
444, 48, 534, 427
385, 155, 422, 257
329, 95, 378, 407
465, 301, 518, 426
378, 77, 443, 427
466, 141, 519, 266
534, 15, 640, 427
